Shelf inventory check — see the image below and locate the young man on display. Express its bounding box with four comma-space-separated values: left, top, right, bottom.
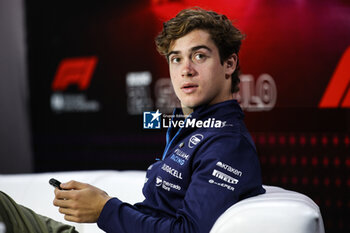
0, 7, 265, 233
96, 7, 265, 232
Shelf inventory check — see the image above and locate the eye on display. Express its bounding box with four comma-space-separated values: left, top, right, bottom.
170, 56, 181, 64
193, 53, 206, 62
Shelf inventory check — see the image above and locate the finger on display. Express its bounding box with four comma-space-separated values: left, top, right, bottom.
60, 208, 86, 223
64, 214, 83, 223
55, 189, 79, 200
58, 207, 77, 216
54, 189, 69, 200
54, 187, 61, 196
53, 198, 74, 208
59, 208, 85, 223
61, 180, 87, 190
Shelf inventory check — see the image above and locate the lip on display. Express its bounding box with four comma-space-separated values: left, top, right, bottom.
181, 83, 198, 94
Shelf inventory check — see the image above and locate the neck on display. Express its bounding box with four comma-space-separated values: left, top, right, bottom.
181, 106, 193, 117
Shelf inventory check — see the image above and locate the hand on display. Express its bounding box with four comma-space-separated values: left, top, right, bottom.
53, 180, 112, 223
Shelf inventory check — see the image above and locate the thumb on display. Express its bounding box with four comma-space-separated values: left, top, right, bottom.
61, 180, 86, 190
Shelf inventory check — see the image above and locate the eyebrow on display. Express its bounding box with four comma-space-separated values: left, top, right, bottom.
167, 45, 212, 60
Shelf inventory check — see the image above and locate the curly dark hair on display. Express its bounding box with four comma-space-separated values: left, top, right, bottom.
155, 7, 245, 93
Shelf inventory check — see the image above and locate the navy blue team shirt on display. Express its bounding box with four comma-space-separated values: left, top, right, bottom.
97, 100, 265, 233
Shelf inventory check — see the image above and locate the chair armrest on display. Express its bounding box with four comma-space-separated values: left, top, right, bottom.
210, 185, 325, 233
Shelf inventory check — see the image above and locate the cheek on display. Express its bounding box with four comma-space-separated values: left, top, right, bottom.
170, 76, 181, 93
169, 69, 179, 85
170, 74, 177, 84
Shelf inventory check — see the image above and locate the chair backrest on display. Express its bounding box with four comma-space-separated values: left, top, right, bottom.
210, 185, 325, 233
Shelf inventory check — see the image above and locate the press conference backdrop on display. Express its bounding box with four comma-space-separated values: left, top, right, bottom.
25, 0, 349, 232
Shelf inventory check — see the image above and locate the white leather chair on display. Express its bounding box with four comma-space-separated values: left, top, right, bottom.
0, 171, 325, 233
210, 185, 324, 233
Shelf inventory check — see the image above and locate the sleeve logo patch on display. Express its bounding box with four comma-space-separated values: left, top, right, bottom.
208, 179, 235, 192
212, 169, 239, 184
216, 161, 243, 177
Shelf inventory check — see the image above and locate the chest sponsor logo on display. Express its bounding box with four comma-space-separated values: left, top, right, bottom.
212, 169, 239, 184
161, 163, 183, 179
174, 148, 190, 160
170, 154, 185, 166
156, 176, 163, 186
188, 134, 204, 148
216, 161, 242, 177
156, 176, 181, 191
170, 149, 190, 166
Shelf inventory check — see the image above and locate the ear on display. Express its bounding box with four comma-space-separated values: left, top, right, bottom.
224, 53, 237, 78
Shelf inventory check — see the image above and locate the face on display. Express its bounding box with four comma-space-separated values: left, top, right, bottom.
168, 29, 236, 114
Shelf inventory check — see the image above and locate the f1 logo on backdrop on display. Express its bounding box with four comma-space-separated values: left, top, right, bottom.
319, 47, 350, 108
50, 56, 100, 113
52, 56, 98, 91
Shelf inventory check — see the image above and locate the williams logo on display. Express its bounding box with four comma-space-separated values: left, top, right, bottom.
143, 110, 162, 129
188, 134, 204, 148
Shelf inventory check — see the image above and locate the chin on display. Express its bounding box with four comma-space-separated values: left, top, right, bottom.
181, 100, 203, 109
179, 95, 209, 109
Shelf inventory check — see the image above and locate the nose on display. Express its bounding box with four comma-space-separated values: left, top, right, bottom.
181, 59, 196, 78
